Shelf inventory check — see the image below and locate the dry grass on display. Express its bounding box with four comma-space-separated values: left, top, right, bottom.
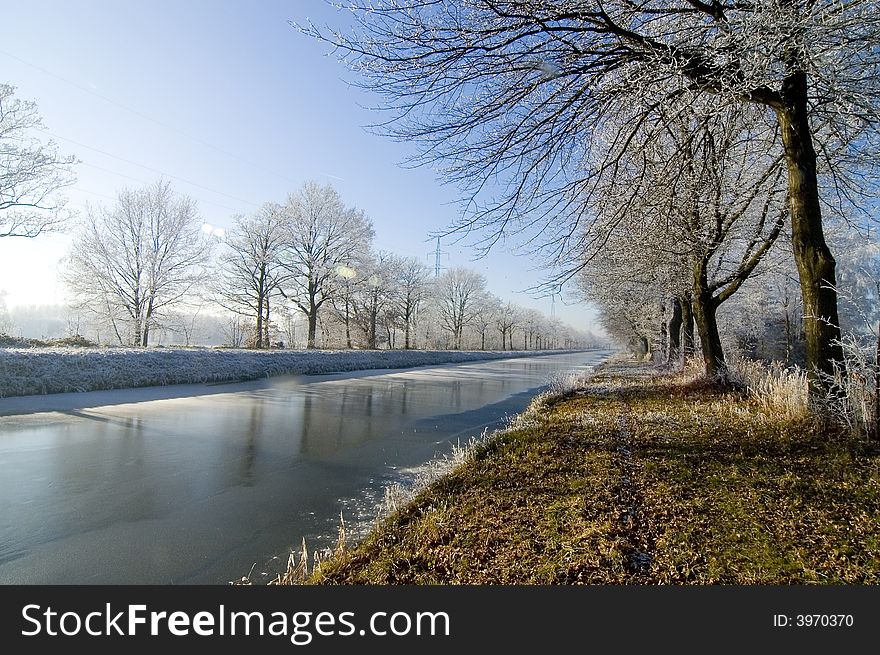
728, 358, 810, 420
304, 361, 879, 585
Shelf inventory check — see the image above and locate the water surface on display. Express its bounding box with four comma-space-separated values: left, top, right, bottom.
0, 351, 609, 583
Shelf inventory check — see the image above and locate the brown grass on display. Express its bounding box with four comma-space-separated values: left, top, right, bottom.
289, 361, 880, 585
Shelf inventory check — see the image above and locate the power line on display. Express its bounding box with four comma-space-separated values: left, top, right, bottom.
79, 161, 245, 213
79, 162, 145, 186
40, 128, 261, 208
71, 186, 117, 202
0, 48, 303, 187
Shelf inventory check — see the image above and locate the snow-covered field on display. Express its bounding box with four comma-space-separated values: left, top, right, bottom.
0, 347, 581, 398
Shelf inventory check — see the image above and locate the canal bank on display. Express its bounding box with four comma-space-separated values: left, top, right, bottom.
0, 347, 602, 401
307, 361, 880, 585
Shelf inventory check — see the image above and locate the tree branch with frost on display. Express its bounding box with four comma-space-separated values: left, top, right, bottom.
0, 84, 76, 238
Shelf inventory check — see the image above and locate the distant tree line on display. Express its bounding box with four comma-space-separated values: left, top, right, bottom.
60, 179, 596, 351
0, 84, 595, 351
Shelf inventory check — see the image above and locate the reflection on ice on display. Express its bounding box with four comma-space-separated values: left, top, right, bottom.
0, 351, 609, 583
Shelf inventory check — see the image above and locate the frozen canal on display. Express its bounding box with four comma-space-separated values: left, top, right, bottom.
0, 351, 609, 584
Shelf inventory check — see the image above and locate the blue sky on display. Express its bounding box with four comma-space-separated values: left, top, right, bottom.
0, 0, 598, 331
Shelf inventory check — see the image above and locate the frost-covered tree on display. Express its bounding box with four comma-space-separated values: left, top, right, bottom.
472, 293, 501, 351
580, 245, 667, 361
307, 0, 880, 393
435, 267, 487, 350
0, 289, 13, 334
576, 184, 685, 363
826, 226, 880, 435
215, 203, 289, 348
1, 84, 76, 239
350, 250, 400, 349
495, 301, 519, 351
576, 103, 789, 375
329, 252, 369, 349
278, 181, 374, 349
834, 227, 880, 336
519, 308, 545, 350
392, 256, 430, 349
64, 181, 212, 346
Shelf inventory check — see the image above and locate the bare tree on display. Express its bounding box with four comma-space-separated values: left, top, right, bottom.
472, 293, 501, 351
215, 204, 289, 348
580, 256, 666, 361
435, 267, 487, 350
1, 84, 76, 238
582, 106, 789, 376
520, 308, 546, 350
277, 303, 301, 349
0, 290, 13, 334
307, 0, 880, 393
393, 256, 430, 349
166, 305, 207, 347
223, 314, 247, 348
351, 250, 400, 349
495, 301, 519, 351
329, 248, 372, 349
64, 181, 212, 346
278, 181, 374, 349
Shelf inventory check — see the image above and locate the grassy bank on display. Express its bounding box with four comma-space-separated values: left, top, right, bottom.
308, 361, 879, 584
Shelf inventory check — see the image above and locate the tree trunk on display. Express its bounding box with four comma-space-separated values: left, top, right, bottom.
255, 269, 266, 349
307, 308, 317, 349
693, 290, 725, 377
693, 261, 725, 377
667, 297, 683, 365
142, 299, 154, 347
368, 305, 378, 349
404, 318, 411, 350
264, 294, 270, 347
776, 72, 844, 394
875, 321, 879, 440
659, 312, 668, 362
344, 290, 352, 349
681, 294, 695, 357
784, 308, 793, 362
